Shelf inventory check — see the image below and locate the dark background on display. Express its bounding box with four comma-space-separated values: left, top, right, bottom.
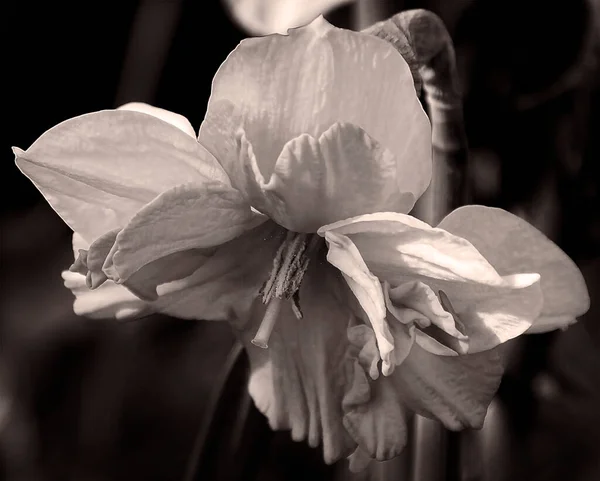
2, 1, 599, 480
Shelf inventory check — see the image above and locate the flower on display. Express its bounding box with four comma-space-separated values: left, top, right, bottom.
222, 0, 354, 35
14, 17, 589, 469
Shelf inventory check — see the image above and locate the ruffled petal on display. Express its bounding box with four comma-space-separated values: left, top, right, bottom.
320, 213, 544, 353
102, 183, 265, 289
392, 343, 504, 431
249, 123, 416, 232
200, 17, 430, 206
342, 322, 414, 465
14, 110, 229, 242
384, 281, 469, 355
235, 258, 356, 464
322, 231, 394, 376
117, 102, 196, 137
223, 0, 354, 35
438, 205, 590, 332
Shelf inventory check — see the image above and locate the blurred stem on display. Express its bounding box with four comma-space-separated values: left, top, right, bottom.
353, 0, 401, 30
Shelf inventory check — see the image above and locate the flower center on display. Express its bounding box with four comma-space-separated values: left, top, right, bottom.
251, 231, 322, 349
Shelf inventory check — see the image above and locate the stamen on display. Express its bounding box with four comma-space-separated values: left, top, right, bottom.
252, 232, 323, 348
251, 297, 283, 349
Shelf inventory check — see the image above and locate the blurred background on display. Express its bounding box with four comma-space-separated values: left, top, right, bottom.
2, 1, 599, 480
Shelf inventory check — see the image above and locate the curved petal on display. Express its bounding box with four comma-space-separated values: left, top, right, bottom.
234, 258, 357, 464
319, 212, 506, 285
14, 110, 229, 242
384, 281, 469, 355
438, 205, 590, 332
393, 343, 504, 431
62, 234, 149, 319
343, 360, 409, 463
103, 183, 266, 287
151, 221, 285, 321
200, 17, 431, 204
117, 102, 196, 137
62, 270, 149, 320
321, 213, 544, 353
223, 0, 354, 35
254, 123, 416, 232
323, 231, 394, 376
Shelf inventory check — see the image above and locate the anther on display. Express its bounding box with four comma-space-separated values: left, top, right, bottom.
252, 232, 322, 349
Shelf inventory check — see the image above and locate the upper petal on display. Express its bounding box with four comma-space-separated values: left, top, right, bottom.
117, 102, 196, 137
438, 206, 590, 332
199, 17, 431, 199
14, 110, 229, 242
253, 123, 417, 232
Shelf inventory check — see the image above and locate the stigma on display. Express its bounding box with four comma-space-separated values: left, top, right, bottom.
251, 231, 321, 349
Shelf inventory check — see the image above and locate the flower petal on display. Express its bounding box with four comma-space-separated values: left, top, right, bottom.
343, 360, 409, 462
319, 212, 504, 285
62, 270, 149, 320
103, 183, 266, 288
62, 234, 148, 319
14, 110, 229, 242
321, 213, 545, 353
234, 258, 357, 464
151, 221, 284, 321
322, 231, 395, 375
438, 205, 590, 332
255, 123, 416, 232
384, 281, 469, 355
117, 102, 196, 137
200, 17, 431, 203
392, 343, 504, 430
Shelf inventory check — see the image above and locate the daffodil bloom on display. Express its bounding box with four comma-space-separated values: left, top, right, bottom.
14, 17, 589, 469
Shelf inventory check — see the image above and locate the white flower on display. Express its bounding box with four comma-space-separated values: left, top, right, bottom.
14, 17, 589, 469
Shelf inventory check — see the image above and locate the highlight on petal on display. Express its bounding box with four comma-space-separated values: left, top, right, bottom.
200, 17, 431, 207
320, 213, 545, 353
102, 182, 266, 290
438, 205, 590, 332
117, 102, 196, 137
254, 123, 416, 232
323, 231, 395, 375
14, 110, 229, 243
319, 212, 504, 285
223, 0, 354, 35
